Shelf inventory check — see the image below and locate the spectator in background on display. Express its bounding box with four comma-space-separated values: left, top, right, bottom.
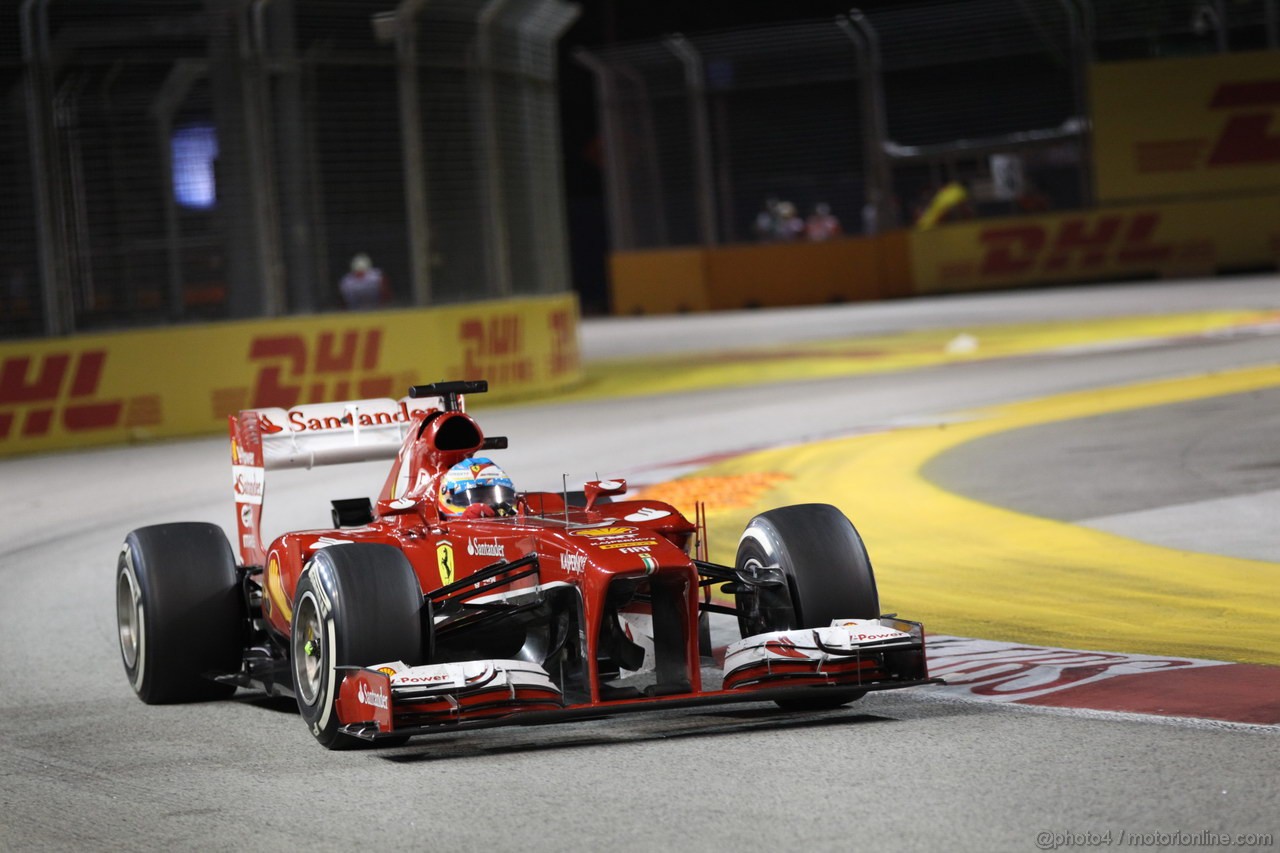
339, 253, 391, 309
755, 198, 807, 242
805, 203, 842, 241
772, 201, 805, 241
754, 197, 781, 242
861, 200, 879, 235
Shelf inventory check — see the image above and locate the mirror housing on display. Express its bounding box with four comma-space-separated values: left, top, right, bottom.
583, 478, 627, 510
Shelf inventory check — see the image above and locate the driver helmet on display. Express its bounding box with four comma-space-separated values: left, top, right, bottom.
438, 457, 516, 517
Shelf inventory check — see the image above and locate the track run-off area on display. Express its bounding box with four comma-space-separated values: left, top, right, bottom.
1, 275, 1277, 850
577, 278, 1280, 729
642, 366, 1280, 664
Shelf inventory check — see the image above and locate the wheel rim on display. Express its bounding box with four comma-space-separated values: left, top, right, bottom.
292, 592, 324, 706
739, 556, 770, 636
738, 555, 792, 636
117, 566, 142, 670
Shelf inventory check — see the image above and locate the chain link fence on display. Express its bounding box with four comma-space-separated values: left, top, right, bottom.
580, 0, 1279, 255
1092, 0, 1280, 56
2, 0, 578, 340
578, 20, 867, 251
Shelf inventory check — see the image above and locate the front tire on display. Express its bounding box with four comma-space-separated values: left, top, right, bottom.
734, 504, 880, 709
116, 523, 244, 703
290, 544, 425, 749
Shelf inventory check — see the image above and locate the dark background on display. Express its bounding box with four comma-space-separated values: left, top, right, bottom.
558, 1, 870, 313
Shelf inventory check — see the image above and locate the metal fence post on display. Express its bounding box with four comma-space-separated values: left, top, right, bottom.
21, 0, 74, 336
376, 0, 433, 306
514, 0, 579, 293
611, 62, 668, 247
665, 35, 718, 246
150, 60, 207, 321
260, 0, 321, 314
244, 0, 288, 317
841, 12, 893, 232
208, 0, 288, 318
476, 0, 513, 298
1060, 0, 1094, 208
574, 48, 634, 250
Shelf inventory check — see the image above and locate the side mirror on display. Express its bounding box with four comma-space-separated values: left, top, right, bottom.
376, 495, 420, 517
583, 478, 627, 510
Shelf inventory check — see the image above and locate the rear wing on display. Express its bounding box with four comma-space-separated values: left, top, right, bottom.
228, 381, 490, 566
228, 396, 441, 566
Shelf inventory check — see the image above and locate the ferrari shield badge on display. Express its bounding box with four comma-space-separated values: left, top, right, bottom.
436, 541, 454, 585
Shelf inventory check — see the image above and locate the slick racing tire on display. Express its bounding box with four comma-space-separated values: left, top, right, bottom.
291, 544, 424, 750
735, 504, 879, 710
116, 523, 243, 704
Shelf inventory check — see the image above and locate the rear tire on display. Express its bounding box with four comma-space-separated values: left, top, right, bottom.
734, 504, 880, 710
291, 544, 424, 750
116, 523, 243, 703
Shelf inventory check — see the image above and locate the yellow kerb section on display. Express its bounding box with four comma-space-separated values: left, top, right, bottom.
655, 364, 1280, 665
556, 309, 1278, 404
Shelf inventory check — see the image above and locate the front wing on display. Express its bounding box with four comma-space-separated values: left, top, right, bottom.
335, 617, 939, 742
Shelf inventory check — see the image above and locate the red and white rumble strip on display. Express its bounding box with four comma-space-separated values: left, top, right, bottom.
925, 636, 1280, 726
704, 615, 1279, 725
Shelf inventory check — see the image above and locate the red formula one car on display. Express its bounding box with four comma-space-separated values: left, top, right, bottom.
115, 380, 937, 749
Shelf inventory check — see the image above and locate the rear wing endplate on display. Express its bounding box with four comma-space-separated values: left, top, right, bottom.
228, 395, 445, 565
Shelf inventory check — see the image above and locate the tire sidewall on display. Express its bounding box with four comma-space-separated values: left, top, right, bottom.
117, 523, 242, 704
289, 544, 425, 749
117, 542, 150, 697
291, 562, 346, 746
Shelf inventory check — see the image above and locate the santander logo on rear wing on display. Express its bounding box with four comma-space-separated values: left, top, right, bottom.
241, 397, 441, 470
227, 395, 443, 565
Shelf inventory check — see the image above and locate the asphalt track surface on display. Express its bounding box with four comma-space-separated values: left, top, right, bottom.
923, 386, 1280, 561
2, 275, 1278, 851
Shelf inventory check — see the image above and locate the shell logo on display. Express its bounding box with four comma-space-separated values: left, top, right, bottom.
572, 527, 635, 538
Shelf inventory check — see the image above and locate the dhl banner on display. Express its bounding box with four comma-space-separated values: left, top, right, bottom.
909, 195, 1280, 294
1091, 51, 1280, 203
0, 293, 581, 457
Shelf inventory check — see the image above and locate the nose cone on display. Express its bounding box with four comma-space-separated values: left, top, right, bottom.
560, 524, 690, 578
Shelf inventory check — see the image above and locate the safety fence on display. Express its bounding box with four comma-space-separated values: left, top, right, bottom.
2, 0, 579, 340
0, 293, 581, 457
611, 192, 1280, 314
584, 0, 1280, 313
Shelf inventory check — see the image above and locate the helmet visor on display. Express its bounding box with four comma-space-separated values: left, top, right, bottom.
459, 484, 517, 514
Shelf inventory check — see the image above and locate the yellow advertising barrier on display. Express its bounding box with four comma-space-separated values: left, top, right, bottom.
609, 233, 913, 315
909, 195, 1280, 295
610, 248, 711, 315
703, 236, 904, 309
0, 293, 581, 458
1091, 51, 1280, 203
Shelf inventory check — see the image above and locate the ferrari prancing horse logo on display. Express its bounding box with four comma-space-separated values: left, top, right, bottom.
436, 541, 454, 586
